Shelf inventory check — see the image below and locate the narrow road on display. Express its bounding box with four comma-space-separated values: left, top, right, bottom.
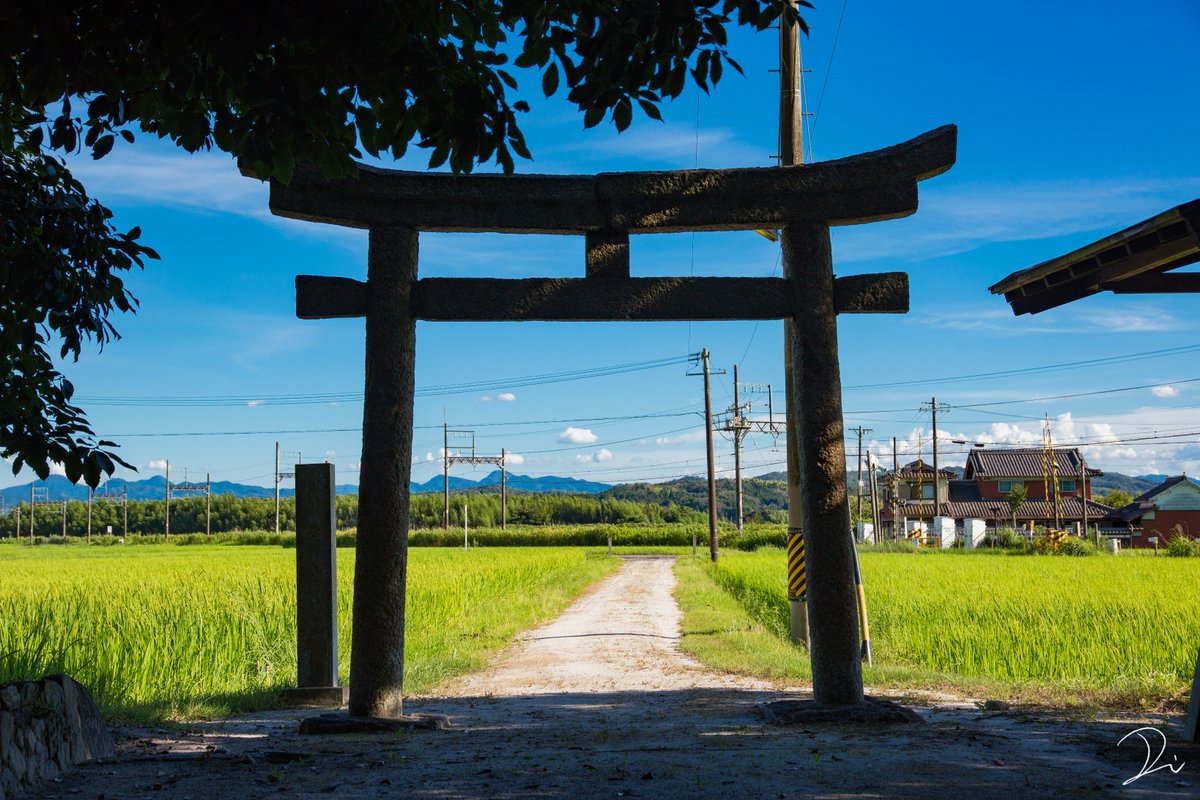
439, 555, 771, 697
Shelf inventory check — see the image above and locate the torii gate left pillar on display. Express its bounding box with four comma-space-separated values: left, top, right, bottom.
260, 125, 956, 717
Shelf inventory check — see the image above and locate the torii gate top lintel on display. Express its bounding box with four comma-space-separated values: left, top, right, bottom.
278, 125, 956, 324
266, 124, 955, 234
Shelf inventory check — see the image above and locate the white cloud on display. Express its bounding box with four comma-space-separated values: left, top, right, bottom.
148, 459, 168, 470
48, 462, 67, 477
558, 427, 598, 444
1151, 385, 1181, 398
68, 147, 269, 220
425, 452, 435, 462
650, 431, 706, 446
497, 392, 516, 402
479, 396, 492, 402
246, 399, 263, 407
576, 448, 614, 464
505, 453, 526, 465
325, 450, 337, 458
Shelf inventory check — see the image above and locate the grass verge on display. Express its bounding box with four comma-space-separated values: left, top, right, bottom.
675, 549, 1200, 711
0, 545, 619, 723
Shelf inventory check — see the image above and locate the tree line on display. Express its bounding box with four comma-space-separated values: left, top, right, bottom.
0, 491, 707, 537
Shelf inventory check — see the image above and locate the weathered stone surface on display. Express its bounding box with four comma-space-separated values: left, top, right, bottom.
0, 676, 112, 800
46, 674, 113, 761
762, 697, 924, 725
299, 273, 909, 322
266, 125, 956, 233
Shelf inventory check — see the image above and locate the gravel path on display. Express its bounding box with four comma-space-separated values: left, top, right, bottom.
439, 555, 772, 697
29, 555, 1198, 799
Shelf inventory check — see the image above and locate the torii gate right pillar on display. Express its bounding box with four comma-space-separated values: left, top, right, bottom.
784, 221, 864, 704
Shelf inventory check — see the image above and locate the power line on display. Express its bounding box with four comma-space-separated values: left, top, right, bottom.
843, 342, 1200, 390
79, 354, 692, 407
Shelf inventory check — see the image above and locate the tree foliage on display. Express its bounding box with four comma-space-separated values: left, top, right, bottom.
1099, 489, 1133, 509
0, 1, 806, 487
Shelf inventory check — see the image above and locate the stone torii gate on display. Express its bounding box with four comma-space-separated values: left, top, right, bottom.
259, 124, 956, 719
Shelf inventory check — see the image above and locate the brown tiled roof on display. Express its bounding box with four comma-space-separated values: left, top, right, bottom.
948, 480, 981, 502
882, 496, 1114, 522
964, 448, 1102, 479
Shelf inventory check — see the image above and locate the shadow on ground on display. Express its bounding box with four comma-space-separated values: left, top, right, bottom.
35, 688, 1197, 799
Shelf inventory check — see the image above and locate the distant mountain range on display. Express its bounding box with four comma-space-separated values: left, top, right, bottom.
0, 470, 612, 504
0, 468, 1175, 506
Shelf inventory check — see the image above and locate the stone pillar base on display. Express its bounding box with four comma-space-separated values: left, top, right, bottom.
281, 686, 349, 707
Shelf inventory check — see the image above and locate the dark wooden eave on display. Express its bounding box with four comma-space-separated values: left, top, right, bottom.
989, 198, 1200, 315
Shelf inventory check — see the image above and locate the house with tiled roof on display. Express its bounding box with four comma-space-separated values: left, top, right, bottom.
1110, 475, 1200, 547
880, 447, 1113, 538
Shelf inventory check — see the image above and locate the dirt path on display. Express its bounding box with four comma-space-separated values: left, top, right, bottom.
29, 556, 1198, 799
438, 555, 771, 697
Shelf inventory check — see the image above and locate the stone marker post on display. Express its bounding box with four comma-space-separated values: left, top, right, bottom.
285, 462, 348, 706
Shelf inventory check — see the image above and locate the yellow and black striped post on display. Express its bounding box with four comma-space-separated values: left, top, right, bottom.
787, 527, 809, 647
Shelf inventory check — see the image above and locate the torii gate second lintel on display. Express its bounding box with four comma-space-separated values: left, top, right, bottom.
266, 124, 956, 719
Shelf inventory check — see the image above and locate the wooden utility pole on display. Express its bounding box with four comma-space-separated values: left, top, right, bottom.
929, 398, 940, 517
1080, 454, 1091, 544
701, 348, 720, 562
780, 0, 810, 650
61, 499, 66, 537
733, 365, 744, 532
87, 488, 92, 543
165, 460, 170, 538
850, 426, 872, 521
500, 449, 507, 530
275, 442, 282, 535
122, 484, 128, 537
443, 422, 450, 531
29, 483, 34, 543
873, 453, 883, 542
892, 438, 899, 539
206, 473, 212, 536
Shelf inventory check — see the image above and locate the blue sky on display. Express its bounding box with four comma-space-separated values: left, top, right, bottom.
7, 0, 1200, 492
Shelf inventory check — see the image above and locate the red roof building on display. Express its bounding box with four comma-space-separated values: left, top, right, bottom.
880, 448, 1112, 537
1110, 475, 1200, 547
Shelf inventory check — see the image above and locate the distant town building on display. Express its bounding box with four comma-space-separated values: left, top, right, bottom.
1109, 475, 1200, 546
880, 447, 1111, 536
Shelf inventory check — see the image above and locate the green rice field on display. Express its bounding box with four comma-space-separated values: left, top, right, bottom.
0, 544, 617, 721
684, 549, 1200, 707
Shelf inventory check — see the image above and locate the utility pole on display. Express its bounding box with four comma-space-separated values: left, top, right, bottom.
716, 367, 755, 532
275, 441, 282, 535
850, 426, 873, 522
61, 498, 66, 537
927, 399, 941, 517
500, 449, 507, 531
892, 437, 899, 541
29, 483, 34, 543
691, 349, 724, 562
733, 365, 744, 532
444, 424, 505, 529
165, 460, 170, 538
1081, 454, 1091, 545
207, 473, 212, 536
443, 422, 450, 531
123, 483, 128, 537
87, 487, 93, 543
873, 450, 883, 544
780, 0, 811, 648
